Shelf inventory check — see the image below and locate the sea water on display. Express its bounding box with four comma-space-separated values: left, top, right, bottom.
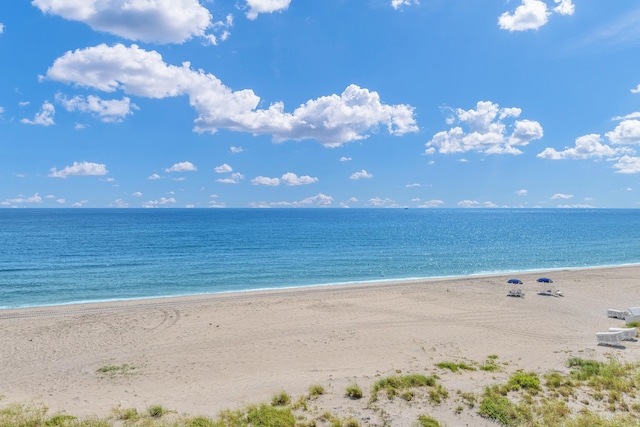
1, 208, 640, 309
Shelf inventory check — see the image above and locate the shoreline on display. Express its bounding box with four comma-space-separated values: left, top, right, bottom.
2, 264, 640, 425
3, 262, 640, 312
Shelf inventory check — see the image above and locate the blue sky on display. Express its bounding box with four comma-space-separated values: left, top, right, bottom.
1, 0, 640, 208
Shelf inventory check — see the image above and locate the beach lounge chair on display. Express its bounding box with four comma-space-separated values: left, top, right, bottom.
608, 327, 638, 340
507, 289, 524, 298
625, 307, 640, 325
608, 309, 626, 319
596, 331, 625, 346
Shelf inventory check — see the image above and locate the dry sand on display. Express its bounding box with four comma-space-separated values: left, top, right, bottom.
1, 265, 640, 425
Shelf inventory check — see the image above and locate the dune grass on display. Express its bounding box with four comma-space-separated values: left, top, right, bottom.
5, 357, 640, 426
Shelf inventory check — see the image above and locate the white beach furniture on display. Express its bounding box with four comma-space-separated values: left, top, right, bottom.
608, 327, 638, 340
507, 288, 524, 298
608, 309, 626, 319
625, 307, 640, 325
596, 331, 625, 346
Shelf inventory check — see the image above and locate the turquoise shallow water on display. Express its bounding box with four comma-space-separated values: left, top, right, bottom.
1, 208, 640, 309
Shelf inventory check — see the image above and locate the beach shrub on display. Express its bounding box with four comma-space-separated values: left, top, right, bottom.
507, 372, 541, 394
371, 374, 436, 400
345, 384, 363, 400
96, 363, 136, 377
343, 417, 360, 427
428, 384, 449, 404
184, 416, 217, 427
417, 414, 442, 427
147, 404, 167, 418
308, 384, 325, 398
478, 393, 531, 426
245, 404, 295, 427
271, 391, 291, 406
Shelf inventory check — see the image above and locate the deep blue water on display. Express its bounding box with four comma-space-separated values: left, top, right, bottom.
1, 208, 640, 309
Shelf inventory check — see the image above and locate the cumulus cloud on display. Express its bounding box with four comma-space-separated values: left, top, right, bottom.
498, 0, 574, 32
217, 172, 244, 184
391, 0, 419, 10
458, 200, 480, 208
245, 0, 291, 20
0, 22, 4, 34
252, 176, 280, 186
632, 84, 640, 94
214, 163, 233, 173
230, 146, 244, 154
2, 193, 43, 205
142, 197, 177, 208
339, 156, 352, 162
269, 193, 333, 207
350, 169, 373, 180
45, 44, 417, 147
605, 120, 640, 145
516, 189, 528, 196
419, 199, 444, 208
612, 112, 640, 121
32, 0, 215, 44
21, 101, 55, 126
49, 161, 108, 178
368, 197, 398, 207
132, 191, 143, 197
551, 193, 573, 200
251, 172, 318, 186
281, 172, 318, 186
426, 101, 543, 155
612, 156, 640, 174
148, 173, 161, 180
537, 134, 621, 160
56, 94, 138, 122
165, 161, 197, 172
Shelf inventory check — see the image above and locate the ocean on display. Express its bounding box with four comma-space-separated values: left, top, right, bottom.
1, 208, 640, 309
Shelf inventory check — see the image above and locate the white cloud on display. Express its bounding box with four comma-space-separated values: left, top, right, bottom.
142, 197, 177, 208
498, 0, 549, 32
165, 161, 197, 172
230, 146, 244, 154
551, 193, 573, 200
245, 0, 291, 20
537, 134, 621, 160
632, 84, 640, 94
0, 23, 4, 34
271, 193, 333, 207
215, 163, 233, 173
3, 193, 43, 204
368, 197, 397, 207
110, 198, 129, 208
56, 94, 138, 122
605, 120, 640, 145
613, 112, 640, 121
45, 44, 417, 147
553, 0, 575, 16
339, 156, 352, 162
613, 156, 640, 174
418, 200, 444, 208
49, 161, 108, 178
406, 183, 421, 188
426, 101, 543, 155
148, 173, 161, 180
32, 0, 214, 44
56, 198, 66, 204
72, 200, 88, 207
132, 191, 143, 197
516, 189, 528, 196
391, 0, 419, 10
251, 172, 318, 186
21, 101, 55, 126
281, 172, 318, 186
217, 172, 244, 184
458, 200, 480, 208
252, 176, 280, 186
498, 0, 573, 32
350, 169, 373, 180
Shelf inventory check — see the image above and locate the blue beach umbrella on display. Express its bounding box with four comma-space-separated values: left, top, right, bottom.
507, 279, 523, 285
537, 277, 553, 283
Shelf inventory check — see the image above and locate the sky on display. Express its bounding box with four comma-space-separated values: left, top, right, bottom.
1, 0, 640, 209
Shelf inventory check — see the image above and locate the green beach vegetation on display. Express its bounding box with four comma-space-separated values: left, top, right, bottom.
4, 356, 640, 426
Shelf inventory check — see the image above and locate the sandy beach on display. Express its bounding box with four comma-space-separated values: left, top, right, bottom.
2, 265, 640, 425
